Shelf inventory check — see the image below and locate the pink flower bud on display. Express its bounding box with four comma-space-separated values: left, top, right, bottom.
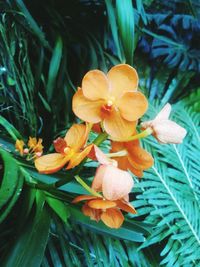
92, 165, 133, 201
35, 151, 43, 157
23, 148, 29, 154
141, 103, 187, 144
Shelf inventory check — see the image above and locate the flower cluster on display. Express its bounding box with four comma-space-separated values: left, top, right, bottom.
16, 64, 187, 228
15, 137, 43, 160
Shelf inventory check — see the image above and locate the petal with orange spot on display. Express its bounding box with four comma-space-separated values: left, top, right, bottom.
101, 208, 124, 228
116, 200, 137, 214
72, 195, 97, 203
53, 137, 67, 153
34, 153, 71, 174
108, 64, 138, 98
118, 91, 148, 121
72, 89, 105, 123
103, 109, 136, 140
92, 123, 102, 133
87, 199, 117, 209
66, 144, 93, 170
82, 70, 109, 100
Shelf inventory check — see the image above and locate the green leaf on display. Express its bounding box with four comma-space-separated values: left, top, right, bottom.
46, 196, 70, 223
0, 116, 22, 141
38, 92, 52, 113
15, 0, 49, 48
0, 149, 19, 209
136, 0, 148, 25
7, 76, 16, 86
116, 0, 135, 64
46, 36, 63, 102
105, 0, 123, 61
0, 148, 24, 223
3, 193, 50, 267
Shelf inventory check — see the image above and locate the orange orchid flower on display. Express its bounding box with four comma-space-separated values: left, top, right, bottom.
73, 194, 136, 229
73, 164, 136, 228
110, 139, 154, 178
72, 64, 148, 140
35, 124, 93, 174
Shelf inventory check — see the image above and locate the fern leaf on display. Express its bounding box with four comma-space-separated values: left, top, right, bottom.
134, 103, 200, 266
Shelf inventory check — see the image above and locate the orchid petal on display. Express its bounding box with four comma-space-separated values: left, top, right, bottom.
53, 137, 67, 153
64, 124, 88, 151
152, 120, 187, 144
82, 70, 109, 100
82, 203, 102, 221
108, 64, 138, 98
127, 144, 154, 170
118, 91, 148, 121
15, 139, 25, 156
155, 103, 171, 121
34, 153, 71, 174
103, 109, 136, 140
101, 165, 134, 201
88, 199, 117, 209
72, 195, 97, 203
116, 200, 137, 214
89, 145, 112, 165
92, 165, 107, 192
101, 208, 124, 228
126, 162, 144, 178
66, 144, 93, 170
72, 88, 105, 123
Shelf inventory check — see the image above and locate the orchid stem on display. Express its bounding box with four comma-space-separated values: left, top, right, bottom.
93, 132, 108, 146
75, 175, 102, 197
110, 128, 153, 142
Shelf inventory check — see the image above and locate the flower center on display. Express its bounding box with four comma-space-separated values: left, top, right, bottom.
107, 100, 113, 107
101, 99, 114, 117
63, 147, 71, 154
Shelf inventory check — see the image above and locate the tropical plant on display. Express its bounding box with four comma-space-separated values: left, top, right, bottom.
0, 0, 200, 266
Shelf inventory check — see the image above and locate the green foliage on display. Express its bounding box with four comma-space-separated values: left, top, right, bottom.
0, 148, 24, 224
133, 102, 200, 266
182, 88, 200, 112
42, 221, 158, 267
116, 0, 135, 65
2, 191, 50, 267
0, 0, 200, 266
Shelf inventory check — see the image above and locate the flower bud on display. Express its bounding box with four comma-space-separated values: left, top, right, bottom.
141, 103, 187, 144
92, 165, 133, 201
